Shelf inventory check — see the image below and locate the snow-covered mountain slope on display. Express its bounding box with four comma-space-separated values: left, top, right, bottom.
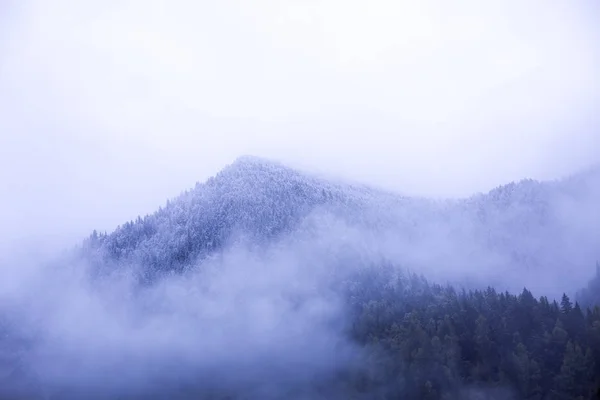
81, 156, 600, 295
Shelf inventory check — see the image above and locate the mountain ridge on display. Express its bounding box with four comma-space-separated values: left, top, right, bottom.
82, 156, 600, 295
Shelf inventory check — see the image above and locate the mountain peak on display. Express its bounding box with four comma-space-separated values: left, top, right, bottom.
210, 155, 300, 185
228, 155, 285, 170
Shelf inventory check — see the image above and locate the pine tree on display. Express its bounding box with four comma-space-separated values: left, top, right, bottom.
561, 294, 573, 315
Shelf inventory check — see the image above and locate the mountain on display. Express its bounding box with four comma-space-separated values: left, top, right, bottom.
3, 156, 600, 399
81, 156, 600, 295
81, 156, 430, 277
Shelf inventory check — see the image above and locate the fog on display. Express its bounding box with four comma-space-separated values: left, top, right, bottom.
1, 1, 600, 398
0, 202, 534, 398
0, 234, 360, 398
1, 0, 600, 251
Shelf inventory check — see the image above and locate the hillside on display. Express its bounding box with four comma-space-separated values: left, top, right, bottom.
81, 156, 429, 277
81, 156, 600, 296
2, 157, 600, 399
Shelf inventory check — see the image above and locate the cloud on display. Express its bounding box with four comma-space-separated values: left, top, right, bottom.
1, 0, 599, 248
0, 236, 360, 398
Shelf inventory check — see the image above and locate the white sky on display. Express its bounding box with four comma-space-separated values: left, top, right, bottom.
1, 0, 599, 250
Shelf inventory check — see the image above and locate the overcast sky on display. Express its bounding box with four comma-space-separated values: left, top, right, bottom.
1, 0, 599, 251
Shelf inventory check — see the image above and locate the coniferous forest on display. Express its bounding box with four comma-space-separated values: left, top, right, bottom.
132, 266, 600, 400
343, 266, 600, 399
2, 263, 600, 399
1, 158, 600, 399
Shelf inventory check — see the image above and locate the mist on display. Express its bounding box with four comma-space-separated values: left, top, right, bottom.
0, 200, 540, 398
2, 0, 600, 252
0, 230, 362, 398
1, 0, 600, 398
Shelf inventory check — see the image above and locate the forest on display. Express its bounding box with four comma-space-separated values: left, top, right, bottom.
1, 159, 599, 399
5, 264, 599, 399
151, 265, 600, 400
342, 265, 600, 399
0, 265, 600, 400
